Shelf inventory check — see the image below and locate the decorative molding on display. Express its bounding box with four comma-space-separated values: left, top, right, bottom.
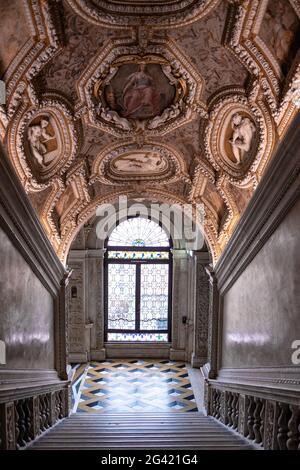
204, 91, 275, 185
2, 0, 299, 271
57, 188, 190, 264
76, 39, 206, 137
66, 0, 220, 29
7, 94, 80, 192
215, 111, 300, 294
217, 367, 300, 388
224, 0, 300, 132
0, 142, 65, 294
0, 377, 68, 404
3, 0, 64, 124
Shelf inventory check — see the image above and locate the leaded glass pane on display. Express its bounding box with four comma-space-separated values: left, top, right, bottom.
107, 333, 168, 342
107, 218, 169, 247
140, 264, 169, 330
108, 250, 169, 260
108, 264, 136, 330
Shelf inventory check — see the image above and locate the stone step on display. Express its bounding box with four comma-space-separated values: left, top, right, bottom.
29, 413, 254, 450
31, 443, 253, 450
68, 414, 209, 418
33, 435, 243, 441
37, 429, 245, 434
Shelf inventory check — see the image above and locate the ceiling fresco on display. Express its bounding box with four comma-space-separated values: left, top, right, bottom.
0, 0, 300, 264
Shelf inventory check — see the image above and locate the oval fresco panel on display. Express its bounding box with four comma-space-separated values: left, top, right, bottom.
103, 62, 176, 121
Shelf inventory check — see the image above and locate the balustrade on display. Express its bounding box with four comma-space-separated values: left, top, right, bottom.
286, 405, 300, 450
0, 388, 68, 450
207, 385, 299, 450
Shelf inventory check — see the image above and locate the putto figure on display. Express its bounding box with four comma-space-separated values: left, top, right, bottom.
229, 113, 256, 164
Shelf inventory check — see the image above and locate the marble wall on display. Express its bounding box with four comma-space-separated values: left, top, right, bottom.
0, 226, 55, 370
221, 196, 300, 369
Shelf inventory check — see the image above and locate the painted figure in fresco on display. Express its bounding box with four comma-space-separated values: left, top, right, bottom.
121, 64, 161, 119
229, 113, 256, 164
28, 118, 55, 165
264, 1, 299, 74
56, 186, 75, 222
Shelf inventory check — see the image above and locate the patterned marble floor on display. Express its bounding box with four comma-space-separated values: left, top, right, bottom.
71, 363, 88, 410
75, 360, 198, 413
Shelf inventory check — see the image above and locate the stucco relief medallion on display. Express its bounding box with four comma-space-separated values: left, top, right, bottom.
111, 152, 169, 176
27, 115, 62, 170
8, 98, 80, 191
90, 141, 188, 185
221, 111, 257, 166
204, 94, 270, 184
94, 55, 188, 134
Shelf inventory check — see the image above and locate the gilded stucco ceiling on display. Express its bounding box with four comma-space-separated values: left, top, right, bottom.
0, 0, 300, 264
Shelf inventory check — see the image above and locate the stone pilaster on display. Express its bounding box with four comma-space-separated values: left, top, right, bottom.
191, 252, 210, 368
58, 269, 72, 378
205, 265, 220, 379
87, 249, 106, 361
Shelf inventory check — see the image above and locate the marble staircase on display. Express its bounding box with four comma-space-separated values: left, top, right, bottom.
29, 412, 255, 450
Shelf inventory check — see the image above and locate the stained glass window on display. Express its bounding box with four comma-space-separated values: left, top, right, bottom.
140, 264, 169, 330
107, 264, 136, 330
107, 217, 170, 247
105, 217, 171, 343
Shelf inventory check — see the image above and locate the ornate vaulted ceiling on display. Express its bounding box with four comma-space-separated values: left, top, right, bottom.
0, 0, 300, 263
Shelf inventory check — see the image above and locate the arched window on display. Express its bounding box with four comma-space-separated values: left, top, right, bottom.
104, 217, 172, 342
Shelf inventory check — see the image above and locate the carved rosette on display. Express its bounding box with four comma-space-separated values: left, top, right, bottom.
66, 0, 220, 29
90, 141, 189, 185
204, 94, 274, 185
8, 97, 80, 192
77, 40, 206, 138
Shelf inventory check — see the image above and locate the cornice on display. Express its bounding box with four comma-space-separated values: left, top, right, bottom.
0, 142, 66, 295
